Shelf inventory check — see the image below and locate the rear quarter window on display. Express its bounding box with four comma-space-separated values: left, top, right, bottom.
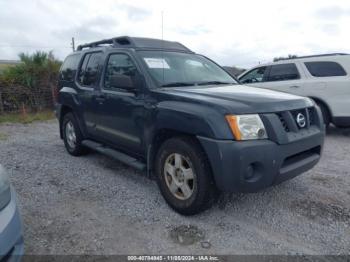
59, 54, 81, 81
304, 61, 347, 77
78, 52, 102, 86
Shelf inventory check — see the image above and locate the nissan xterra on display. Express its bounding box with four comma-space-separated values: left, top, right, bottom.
56, 36, 325, 215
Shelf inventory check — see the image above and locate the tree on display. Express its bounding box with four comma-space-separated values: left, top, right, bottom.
273, 54, 298, 62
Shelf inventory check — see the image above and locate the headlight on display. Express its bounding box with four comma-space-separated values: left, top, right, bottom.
225, 114, 267, 140
0, 165, 11, 210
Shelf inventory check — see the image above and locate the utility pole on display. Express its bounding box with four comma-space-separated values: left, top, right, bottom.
71, 37, 75, 52
0, 91, 4, 115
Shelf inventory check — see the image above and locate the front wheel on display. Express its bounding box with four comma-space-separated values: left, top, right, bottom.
155, 137, 218, 215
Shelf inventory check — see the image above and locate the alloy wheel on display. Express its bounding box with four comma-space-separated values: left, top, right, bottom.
65, 121, 76, 149
163, 153, 195, 200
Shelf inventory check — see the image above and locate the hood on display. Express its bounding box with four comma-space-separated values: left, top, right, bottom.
156, 84, 313, 114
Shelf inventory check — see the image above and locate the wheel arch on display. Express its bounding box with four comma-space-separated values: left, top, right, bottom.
144, 102, 231, 184
59, 105, 73, 139
147, 128, 216, 186
309, 96, 333, 121
58, 105, 87, 139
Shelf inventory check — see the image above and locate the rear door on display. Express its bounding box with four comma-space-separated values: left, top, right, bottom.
75, 51, 104, 137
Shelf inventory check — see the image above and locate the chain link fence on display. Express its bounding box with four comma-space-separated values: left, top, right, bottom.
0, 84, 57, 115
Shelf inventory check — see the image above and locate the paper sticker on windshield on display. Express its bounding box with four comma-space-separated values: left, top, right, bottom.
186, 60, 203, 67
144, 58, 170, 69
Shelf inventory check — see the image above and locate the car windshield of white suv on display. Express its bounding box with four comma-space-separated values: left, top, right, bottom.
138, 51, 237, 87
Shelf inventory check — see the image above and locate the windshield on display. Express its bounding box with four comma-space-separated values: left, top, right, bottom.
138, 51, 237, 87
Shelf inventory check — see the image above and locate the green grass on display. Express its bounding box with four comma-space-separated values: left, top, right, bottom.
0, 111, 55, 124
0, 64, 8, 70
0, 132, 8, 141
0, 63, 15, 74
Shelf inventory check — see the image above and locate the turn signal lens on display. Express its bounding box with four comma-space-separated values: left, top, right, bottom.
225, 115, 242, 140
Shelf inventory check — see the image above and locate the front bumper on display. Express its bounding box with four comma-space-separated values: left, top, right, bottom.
198, 130, 324, 193
0, 187, 24, 262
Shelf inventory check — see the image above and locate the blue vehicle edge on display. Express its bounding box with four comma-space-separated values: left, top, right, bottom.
0, 185, 24, 261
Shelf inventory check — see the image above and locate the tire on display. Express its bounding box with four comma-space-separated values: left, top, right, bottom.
62, 112, 88, 156
317, 102, 331, 128
155, 136, 218, 215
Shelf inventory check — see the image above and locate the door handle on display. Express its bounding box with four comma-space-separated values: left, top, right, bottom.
289, 85, 300, 88
94, 94, 106, 104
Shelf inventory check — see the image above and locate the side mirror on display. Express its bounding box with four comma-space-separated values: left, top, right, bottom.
109, 74, 135, 91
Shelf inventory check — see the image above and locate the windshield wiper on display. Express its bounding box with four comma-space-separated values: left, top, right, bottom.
197, 81, 234, 86
161, 82, 195, 87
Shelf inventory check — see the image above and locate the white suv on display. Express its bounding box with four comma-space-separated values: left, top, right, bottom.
238, 53, 350, 127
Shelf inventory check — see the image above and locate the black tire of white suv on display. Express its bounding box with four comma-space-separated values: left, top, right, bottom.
317, 102, 331, 128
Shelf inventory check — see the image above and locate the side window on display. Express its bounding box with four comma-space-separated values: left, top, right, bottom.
78, 52, 102, 87
305, 61, 347, 77
104, 53, 137, 90
78, 54, 91, 84
266, 63, 300, 82
239, 67, 267, 84
59, 54, 81, 81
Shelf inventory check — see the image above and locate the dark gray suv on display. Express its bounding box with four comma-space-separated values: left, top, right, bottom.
56, 36, 325, 215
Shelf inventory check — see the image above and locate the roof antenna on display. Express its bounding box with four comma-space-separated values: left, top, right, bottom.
161, 11, 165, 84
161, 11, 164, 41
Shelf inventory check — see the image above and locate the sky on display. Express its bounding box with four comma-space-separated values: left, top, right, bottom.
1, 0, 350, 68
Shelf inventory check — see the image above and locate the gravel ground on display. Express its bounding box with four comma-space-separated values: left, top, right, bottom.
0, 120, 349, 255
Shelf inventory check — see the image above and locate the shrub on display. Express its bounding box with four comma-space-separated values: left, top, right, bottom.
0, 51, 62, 113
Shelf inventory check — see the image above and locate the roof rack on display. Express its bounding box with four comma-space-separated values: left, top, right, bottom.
76, 36, 193, 53
279, 53, 349, 61
76, 36, 132, 51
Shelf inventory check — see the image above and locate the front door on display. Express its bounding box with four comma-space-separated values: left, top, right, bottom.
242, 63, 306, 96
257, 63, 305, 95
94, 52, 145, 154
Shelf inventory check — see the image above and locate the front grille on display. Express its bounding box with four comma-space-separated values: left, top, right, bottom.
277, 107, 317, 133
308, 107, 316, 125
277, 113, 290, 132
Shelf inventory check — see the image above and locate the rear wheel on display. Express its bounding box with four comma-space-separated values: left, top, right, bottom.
155, 136, 218, 215
62, 113, 88, 156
